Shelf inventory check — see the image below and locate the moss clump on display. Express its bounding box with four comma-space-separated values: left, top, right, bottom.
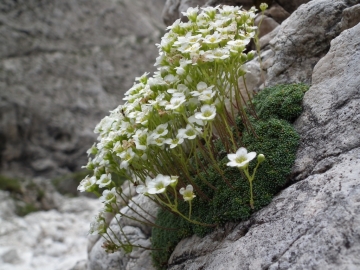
16, 203, 38, 217
252, 83, 309, 122
151, 84, 309, 269
0, 175, 22, 194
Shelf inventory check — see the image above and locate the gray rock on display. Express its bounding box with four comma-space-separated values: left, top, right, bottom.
265, 0, 360, 87
166, 11, 360, 270
0, 0, 166, 180
340, 4, 360, 31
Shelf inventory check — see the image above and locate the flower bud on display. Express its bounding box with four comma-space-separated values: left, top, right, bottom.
247, 51, 255, 61
170, 175, 179, 187
257, 154, 265, 163
260, 3, 268, 12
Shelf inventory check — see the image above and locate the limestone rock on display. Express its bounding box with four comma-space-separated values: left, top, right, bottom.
167, 21, 360, 270
265, 0, 360, 86
0, 0, 166, 180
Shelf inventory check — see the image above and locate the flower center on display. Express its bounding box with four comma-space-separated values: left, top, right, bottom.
203, 110, 212, 117
155, 182, 165, 190
235, 156, 247, 163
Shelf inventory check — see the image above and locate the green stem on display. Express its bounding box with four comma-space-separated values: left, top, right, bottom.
188, 201, 192, 219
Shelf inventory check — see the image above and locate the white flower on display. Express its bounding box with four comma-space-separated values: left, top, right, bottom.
78, 175, 97, 192
219, 5, 240, 15
226, 147, 256, 169
227, 39, 249, 51
148, 93, 167, 108
195, 104, 217, 121
149, 136, 166, 147
96, 173, 112, 188
198, 89, 216, 102
166, 18, 181, 30
135, 109, 150, 126
178, 124, 202, 140
135, 176, 152, 195
202, 31, 223, 44
178, 42, 201, 54
133, 128, 149, 151
203, 48, 230, 61
165, 135, 184, 149
174, 32, 202, 47
175, 59, 192, 76
201, 6, 217, 18
147, 174, 172, 194
182, 6, 199, 21
165, 95, 187, 110
151, 123, 169, 139
188, 114, 204, 126
179, 185, 196, 201
191, 82, 214, 97
135, 72, 150, 83
99, 187, 117, 204
164, 74, 178, 84
118, 148, 135, 169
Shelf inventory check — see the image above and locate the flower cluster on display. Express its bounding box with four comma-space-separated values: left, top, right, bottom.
79, 4, 262, 253
81, 3, 258, 188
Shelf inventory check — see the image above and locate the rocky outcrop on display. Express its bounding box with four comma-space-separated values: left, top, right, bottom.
0, 0, 165, 180
166, 4, 360, 270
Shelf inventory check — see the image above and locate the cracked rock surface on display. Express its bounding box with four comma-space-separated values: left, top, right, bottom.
167, 9, 360, 270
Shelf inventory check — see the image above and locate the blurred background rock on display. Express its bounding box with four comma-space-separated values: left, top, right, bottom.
0, 0, 166, 198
